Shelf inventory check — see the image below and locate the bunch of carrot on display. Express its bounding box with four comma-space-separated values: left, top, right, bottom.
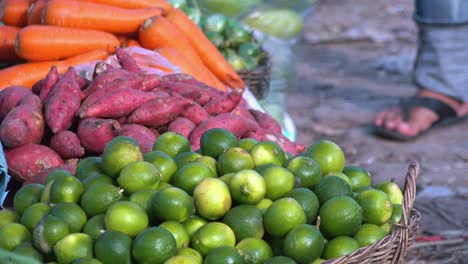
0, 0, 245, 91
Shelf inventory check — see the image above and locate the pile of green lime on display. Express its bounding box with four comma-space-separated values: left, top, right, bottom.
1, 129, 404, 263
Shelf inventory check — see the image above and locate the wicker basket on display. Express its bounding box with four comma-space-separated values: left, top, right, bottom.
323, 162, 422, 264
237, 53, 272, 99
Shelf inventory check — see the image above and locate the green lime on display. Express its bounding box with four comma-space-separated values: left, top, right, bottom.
72, 257, 103, 264
174, 151, 203, 169
322, 236, 359, 260
217, 147, 255, 175
164, 255, 199, 264
204, 246, 244, 264
33, 215, 70, 255
49, 175, 84, 204
200, 128, 237, 159
373, 181, 403, 205
219, 173, 235, 185
260, 166, 295, 201
355, 189, 393, 225
285, 187, 320, 224
144, 151, 178, 183
129, 189, 158, 214
160, 221, 190, 248
118, 161, 162, 194
12, 241, 44, 263
223, 205, 264, 241
132, 227, 177, 264
249, 141, 286, 167
353, 224, 386, 247
325, 172, 352, 186
151, 187, 194, 222
0, 209, 20, 227
153, 132, 191, 158
255, 198, 273, 214
50, 202, 87, 233
54, 233, 93, 264
264, 198, 307, 237
94, 230, 132, 264
75, 157, 103, 181
20, 202, 51, 230
194, 156, 218, 177
236, 237, 273, 264
182, 215, 207, 238
237, 138, 258, 152
177, 247, 203, 264
81, 173, 114, 190
303, 140, 346, 175
264, 256, 296, 264
286, 156, 323, 188
191, 222, 236, 256
318, 196, 363, 239
80, 183, 124, 217
82, 214, 106, 240
283, 224, 324, 264
342, 165, 372, 191
0, 223, 31, 250
390, 204, 403, 224
193, 178, 231, 220
13, 183, 44, 215
229, 170, 266, 205
45, 170, 74, 185
105, 201, 148, 237
314, 176, 352, 205
172, 162, 215, 195
101, 136, 144, 178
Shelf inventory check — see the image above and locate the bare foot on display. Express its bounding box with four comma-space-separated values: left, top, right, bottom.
374, 89, 468, 138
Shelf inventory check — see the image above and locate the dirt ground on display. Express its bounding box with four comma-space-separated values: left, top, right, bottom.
288, 0, 467, 262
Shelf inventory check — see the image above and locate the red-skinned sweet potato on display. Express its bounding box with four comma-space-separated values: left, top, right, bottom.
204, 89, 243, 116
160, 80, 212, 106
45, 68, 82, 133
189, 113, 259, 150
128, 96, 193, 127
180, 102, 210, 125
23, 164, 76, 185
119, 124, 157, 153
77, 117, 120, 153
5, 144, 64, 182
242, 130, 267, 142
168, 117, 196, 139
161, 73, 225, 98
50, 131, 85, 159
0, 86, 32, 119
0, 104, 44, 148
82, 66, 133, 98
18, 94, 43, 109
116, 47, 141, 73
138, 73, 161, 92
249, 109, 282, 134
78, 88, 160, 118
232, 105, 256, 121
37, 66, 60, 100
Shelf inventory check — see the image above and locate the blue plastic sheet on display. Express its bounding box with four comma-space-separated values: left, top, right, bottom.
0, 142, 10, 209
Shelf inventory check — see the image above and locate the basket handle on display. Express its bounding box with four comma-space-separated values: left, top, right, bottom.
401, 162, 419, 225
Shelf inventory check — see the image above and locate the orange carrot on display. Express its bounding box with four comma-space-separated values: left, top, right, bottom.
0, 26, 23, 63
0, 0, 35, 27
139, 16, 227, 91
0, 49, 109, 89
167, 9, 245, 89
27, 0, 46, 25
125, 39, 141, 48
43, 0, 165, 34
157, 47, 227, 91
15, 25, 119, 62
75, 0, 172, 14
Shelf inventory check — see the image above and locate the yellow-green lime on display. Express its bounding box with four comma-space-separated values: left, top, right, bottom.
390, 204, 403, 224
50, 202, 87, 233
255, 198, 273, 214
260, 166, 295, 201
72, 257, 103, 264
355, 189, 393, 225
193, 178, 231, 220
80, 183, 124, 217
373, 181, 403, 205
81, 173, 114, 190
94, 230, 132, 264
223, 205, 264, 241
191, 222, 236, 256
311, 258, 325, 264
318, 196, 363, 239
204, 246, 244, 264
174, 151, 203, 169
53, 233, 93, 264
163, 255, 199, 264
0, 209, 19, 227
264, 198, 307, 237
153, 132, 191, 158
33, 215, 70, 255
200, 128, 237, 159
286, 156, 323, 188
156, 182, 173, 191
285, 187, 320, 224
254, 163, 277, 175
342, 165, 372, 191
182, 215, 207, 238
132, 227, 177, 264
303, 140, 346, 175
105, 201, 148, 237
172, 162, 214, 195
321, 236, 359, 260
353, 224, 386, 247
45, 169, 74, 185
0, 223, 31, 250
49, 175, 84, 204
13, 183, 44, 215
219, 172, 235, 185
325, 172, 352, 186
236, 237, 273, 264
264, 256, 296, 264
380, 222, 392, 235
117, 161, 162, 194
82, 214, 106, 240
248, 141, 286, 167
20, 202, 51, 230
75, 157, 103, 181
314, 176, 352, 205
238, 138, 258, 152
229, 170, 266, 205
101, 136, 144, 178
194, 156, 218, 177
352, 186, 373, 199
217, 147, 255, 175
151, 187, 195, 222
144, 151, 178, 183
160, 221, 191, 248
12, 241, 43, 263
177, 247, 203, 264
283, 224, 325, 264
129, 189, 158, 214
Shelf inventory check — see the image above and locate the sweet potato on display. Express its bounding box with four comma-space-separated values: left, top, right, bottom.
138, 73, 161, 92
161, 73, 224, 98
263, 132, 299, 156
189, 113, 259, 150
23, 164, 76, 185
0, 86, 32, 119
18, 94, 43, 109
37, 66, 60, 100
127, 96, 192, 127
180, 102, 210, 125
77, 117, 120, 153
45, 68, 82, 133
5, 144, 64, 182
116, 47, 141, 73
117, 116, 128, 125
50, 130, 85, 159
160, 80, 212, 106
119, 124, 157, 153
249, 109, 282, 134
203, 89, 243, 116
168, 117, 196, 139
78, 88, 160, 118
75, 73, 91, 91
0, 104, 44, 148
242, 130, 267, 142
82, 66, 132, 98
232, 105, 256, 121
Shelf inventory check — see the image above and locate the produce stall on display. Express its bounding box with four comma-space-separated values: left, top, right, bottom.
0, 0, 419, 263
